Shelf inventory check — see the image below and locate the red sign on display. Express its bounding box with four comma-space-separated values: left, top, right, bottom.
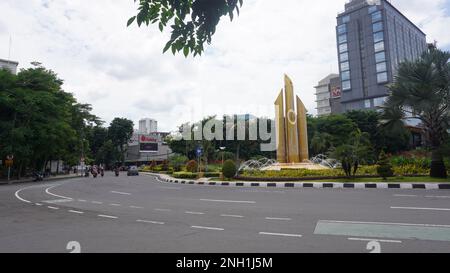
331, 87, 342, 98
140, 135, 157, 143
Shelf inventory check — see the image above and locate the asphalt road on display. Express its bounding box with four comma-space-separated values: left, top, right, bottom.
1, 172, 450, 253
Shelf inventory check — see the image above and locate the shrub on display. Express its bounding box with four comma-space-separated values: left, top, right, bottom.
203, 172, 221, 178
172, 172, 197, 179
169, 154, 189, 172
377, 151, 394, 180
222, 160, 237, 179
186, 160, 198, 173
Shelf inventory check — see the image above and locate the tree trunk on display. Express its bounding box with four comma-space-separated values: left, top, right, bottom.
430, 149, 447, 178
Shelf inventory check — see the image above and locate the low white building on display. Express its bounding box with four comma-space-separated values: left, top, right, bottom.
0, 58, 19, 74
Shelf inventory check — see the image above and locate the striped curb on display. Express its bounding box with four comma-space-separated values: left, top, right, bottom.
144, 173, 450, 190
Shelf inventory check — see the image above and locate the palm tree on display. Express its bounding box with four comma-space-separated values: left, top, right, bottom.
381, 46, 450, 178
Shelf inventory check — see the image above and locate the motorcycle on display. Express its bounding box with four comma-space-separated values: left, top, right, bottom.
100, 169, 105, 177
33, 171, 44, 182
92, 170, 98, 178
115, 169, 120, 177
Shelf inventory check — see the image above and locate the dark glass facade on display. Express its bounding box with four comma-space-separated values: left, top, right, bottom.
336, 0, 427, 112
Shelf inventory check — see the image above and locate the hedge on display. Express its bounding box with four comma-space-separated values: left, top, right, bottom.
172, 172, 198, 179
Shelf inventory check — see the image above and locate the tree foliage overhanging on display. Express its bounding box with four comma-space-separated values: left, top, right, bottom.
128, 0, 243, 56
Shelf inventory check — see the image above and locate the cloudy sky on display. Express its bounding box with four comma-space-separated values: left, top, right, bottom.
1, 0, 449, 132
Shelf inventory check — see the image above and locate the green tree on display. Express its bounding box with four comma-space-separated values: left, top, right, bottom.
377, 150, 394, 180
169, 154, 189, 171
331, 129, 372, 178
108, 118, 134, 164
382, 47, 450, 178
96, 140, 119, 168
128, 0, 243, 56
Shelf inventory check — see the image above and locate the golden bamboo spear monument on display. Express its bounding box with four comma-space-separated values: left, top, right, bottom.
275, 75, 309, 164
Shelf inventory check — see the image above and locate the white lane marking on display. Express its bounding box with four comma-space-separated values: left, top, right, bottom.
98, 214, 118, 219
200, 199, 256, 204
154, 208, 171, 212
391, 206, 450, 212
259, 232, 302, 238
220, 214, 244, 218
91, 201, 103, 204
393, 194, 417, 197
45, 185, 73, 200
185, 211, 205, 215
43, 199, 72, 204
68, 210, 84, 214
348, 238, 402, 243
78, 199, 87, 202
265, 217, 292, 221
47, 206, 59, 210
191, 226, 224, 231
136, 219, 165, 225
426, 196, 450, 199
130, 205, 144, 209
110, 191, 131, 195
319, 220, 450, 228
109, 203, 121, 207
15, 188, 34, 203
35, 203, 43, 206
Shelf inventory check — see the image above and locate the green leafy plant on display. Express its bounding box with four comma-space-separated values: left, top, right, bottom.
222, 159, 237, 179
377, 151, 394, 180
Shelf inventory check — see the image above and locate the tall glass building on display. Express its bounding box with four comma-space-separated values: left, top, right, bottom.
336, 0, 427, 112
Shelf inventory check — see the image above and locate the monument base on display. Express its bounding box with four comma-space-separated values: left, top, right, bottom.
262, 162, 330, 171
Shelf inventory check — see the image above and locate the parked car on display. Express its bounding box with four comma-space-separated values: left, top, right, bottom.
127, 166, 139, 176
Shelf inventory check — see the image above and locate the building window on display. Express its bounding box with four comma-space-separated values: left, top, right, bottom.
373, 22, 383, 32
376, 62, 387, 73
340, 52, 349, 62
375, 51, 386, 63
340, 61, 349, 71
341, 70, 350, 81
377, 72, 388, 83
342, 80, 351, 91
338, 34, 347, 44
374, 41, 385, 52
337, 24, 347, 35
368, 5, 378, 14
339, 43, 348, 53
374, 97, 387, 107
365, 99, 372, 109
373, 31, 384, 43
371, 11, 382, 23
342, 15, 350, 23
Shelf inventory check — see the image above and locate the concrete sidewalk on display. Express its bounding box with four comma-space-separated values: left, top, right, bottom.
0, 173, 80, 185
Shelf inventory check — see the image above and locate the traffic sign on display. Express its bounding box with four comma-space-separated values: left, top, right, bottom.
196, 147, 203, 157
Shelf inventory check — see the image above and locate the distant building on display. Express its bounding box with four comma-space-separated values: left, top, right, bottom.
0, 58, 18, 74
336, 0, 427, 112
139, 118, 158, 135
125, 119, 171, 165
314, 74, 341, 116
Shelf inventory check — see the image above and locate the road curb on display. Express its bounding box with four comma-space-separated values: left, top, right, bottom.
144, 173, 450, 190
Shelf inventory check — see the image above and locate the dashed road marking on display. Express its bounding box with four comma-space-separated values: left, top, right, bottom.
111, 191, 131, 195
265, 217, 292, 221
191, 226, 224, 231
130, 205, 144, 209
35, 203, 43, 206
154, 208, 171, 212
426, 196, 450, 199
136, 219, 165, 225
199, 199, 256, 204
91, 201, 103, 204
110, 203, 121, 207
220, 214, 244, 218
98, 214, 118, 219
185, 211, 205, 215
348, 237, 402, 243
68, 210, 84, 214
259, 232, 302, 238
78, 199, 87, 202
391, 206, 450, 212
47, 206, 59, 210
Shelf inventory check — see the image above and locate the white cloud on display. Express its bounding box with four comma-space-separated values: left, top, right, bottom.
0, 0, 449, 132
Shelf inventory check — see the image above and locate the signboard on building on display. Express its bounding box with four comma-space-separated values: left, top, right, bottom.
139, 135, 159, 153
331, 86, 342, 98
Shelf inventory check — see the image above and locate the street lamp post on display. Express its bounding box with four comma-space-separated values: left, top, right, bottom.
219, 147, 226, 180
